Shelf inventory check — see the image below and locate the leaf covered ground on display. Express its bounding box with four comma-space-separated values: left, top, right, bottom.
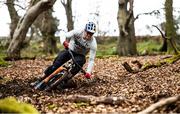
0, 55, 180, 113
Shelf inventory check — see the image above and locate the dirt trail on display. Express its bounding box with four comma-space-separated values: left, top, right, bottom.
0, 55, 180, 113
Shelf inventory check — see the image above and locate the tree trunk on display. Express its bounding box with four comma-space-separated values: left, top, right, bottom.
159, 23, 167, 52
160, 38, 168, 52
165, 0, 178, 54
117, 0, 137, 56
40, 10, 58, 54
32, 0, 59, 54
43, 35, 57, 54
6, 0, 20, 39
61, 0, 73, 31
7, 0, 56, 59
6, 0, 20, 44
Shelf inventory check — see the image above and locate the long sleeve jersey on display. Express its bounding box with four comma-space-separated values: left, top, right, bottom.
60, 29, 97, 74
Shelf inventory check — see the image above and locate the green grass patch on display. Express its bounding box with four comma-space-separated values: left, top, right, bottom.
21, 40, 62, 59
0, 37, 164, 60
96, 37, 163, 57
21, 39, 118, 59
0, 46, 9, 67
73, 102, 89, 108
96, 40, 117, 58
0, 58, 9, 67
21, 40, 47, 58
137, 39, 162, 55
0, 46, 7, 57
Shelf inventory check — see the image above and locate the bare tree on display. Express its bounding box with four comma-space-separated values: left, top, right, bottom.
61, 0, 73, 31
7, 0, 56, 59
117, 0, 137, 56
5, 0, 34, 48
6, 0, 20, 40
29, 0, 59, 54
165, 0, 178, 54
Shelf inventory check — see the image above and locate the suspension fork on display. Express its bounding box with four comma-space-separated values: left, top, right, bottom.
43, 66, 66, 83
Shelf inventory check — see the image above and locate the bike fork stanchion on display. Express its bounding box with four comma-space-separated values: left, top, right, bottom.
34, 81, 47, 90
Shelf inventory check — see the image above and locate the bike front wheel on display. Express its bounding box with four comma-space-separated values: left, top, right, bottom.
44, 71, 69, 91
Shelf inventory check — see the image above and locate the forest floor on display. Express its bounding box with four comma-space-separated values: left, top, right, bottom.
0, 55, 180, 113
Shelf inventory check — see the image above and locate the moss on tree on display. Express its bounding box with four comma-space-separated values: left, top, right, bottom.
165, 53, 180, 64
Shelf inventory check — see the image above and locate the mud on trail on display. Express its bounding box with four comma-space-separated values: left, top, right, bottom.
0, 55, 180, 113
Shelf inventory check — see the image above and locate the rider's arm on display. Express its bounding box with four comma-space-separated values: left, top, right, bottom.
60, 30, 77, 44
86, 39, 97, 74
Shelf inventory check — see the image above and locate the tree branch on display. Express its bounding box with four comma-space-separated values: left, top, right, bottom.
138, 95, 180, 114
61, 0, 66, 7
152, 25, 167, 40
152, 25, 179, 54
122, 62, 137, 73
65, 95, 126, 105
4, 2, 26, 10
134, 9, 161, 21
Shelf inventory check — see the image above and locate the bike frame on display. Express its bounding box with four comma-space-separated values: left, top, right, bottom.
34, 49, 86, 90
43, 66, 66, 83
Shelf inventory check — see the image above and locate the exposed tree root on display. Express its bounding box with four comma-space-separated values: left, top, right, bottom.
138, 95, 180, 114
123, 54, 180, 73
122, 25, 179, 73
123, 25, 180, 73
64, 95, 127, 106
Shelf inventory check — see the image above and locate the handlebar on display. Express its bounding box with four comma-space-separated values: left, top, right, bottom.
67, 49, 86, 74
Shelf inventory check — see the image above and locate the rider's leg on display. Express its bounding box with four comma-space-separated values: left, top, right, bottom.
42, 50, 71, 80
57, 52, 86, 89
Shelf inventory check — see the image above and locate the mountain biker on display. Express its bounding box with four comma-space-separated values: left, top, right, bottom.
31, 22, 97, 86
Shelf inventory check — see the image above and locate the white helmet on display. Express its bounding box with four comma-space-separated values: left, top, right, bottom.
85, 22, 96, 34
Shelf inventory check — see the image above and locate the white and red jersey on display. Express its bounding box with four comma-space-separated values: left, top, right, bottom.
60, 29, 97, 74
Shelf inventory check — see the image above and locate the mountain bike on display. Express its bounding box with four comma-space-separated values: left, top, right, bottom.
34, 49, 86, 91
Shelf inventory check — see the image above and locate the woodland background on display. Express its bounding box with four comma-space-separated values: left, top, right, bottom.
0, 0, 180, 113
